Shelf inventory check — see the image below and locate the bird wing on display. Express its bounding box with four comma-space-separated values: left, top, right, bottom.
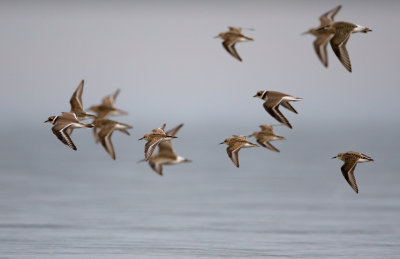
166, 124, 183, 137
313, 34, 334, 67
257, 136, 280, 152
98, 125, 116, 160
227, 143, 242, 168
263, 98, 292, 129
60, 112, 79, 122
319, 5, 342, 26
70, 80, 84, 113
102, 89, 120, 107
228, 26, 242, 33
330, 22, 356, 72
144, 137, 164, 160
149, 160, 163, 176
222, 37, 242, 61
341, 159, 359, 193
158, 141, 177, 159
280, 101, 298, 114
52, 123, 77, 150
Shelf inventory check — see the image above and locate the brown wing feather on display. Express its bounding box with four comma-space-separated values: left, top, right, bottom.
258, 136, 280, 152
149, 160, 163, 176
319, 5, 342, 26
70, 80, 84, 112
330, 22, 356, 72
280, 101, 298, 114
263, 99, 292, 129
222, 38, 242, 61
98, 125, 116, 160
144, 137, 164, 160
227, 143, 242, 168
341, 160, 359, 193
313, 34, 333, 67
102, 89, 120, 107
52, 124, 77, 150
166, 124, 183, 137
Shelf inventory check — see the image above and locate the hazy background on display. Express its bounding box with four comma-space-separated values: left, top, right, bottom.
0, 0, 399, 258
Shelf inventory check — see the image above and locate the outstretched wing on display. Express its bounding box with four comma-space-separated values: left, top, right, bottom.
52, 123, 77, 150
257, 136, 280, 153
149, 160, 163, 176
144, 137, 164, 160
70, 80, 84, 113
330, 22, 356, 72
319, 5, 342, 26
341, 159, 359, 193
102, 89, 120, 107
263, 98, 292, 129
313, 34, 334, 67
227, 143, 242, 168
98, 125, 116, 160
222, 38, 242, 62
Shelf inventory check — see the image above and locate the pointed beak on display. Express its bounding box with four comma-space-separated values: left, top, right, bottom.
138, 137, 144, 141
44, 119, 49, 123
167, 135, 177, 139
214, 36, 219, 39
301, 30, 309, 36
253, 94, 257, 97
219, 142, 224, 145
332, 156, 337, 159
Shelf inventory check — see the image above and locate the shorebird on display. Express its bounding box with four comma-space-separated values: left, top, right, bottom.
139, 124, 177, 161
89, 89, 128, 119
248, 124, 285, 152
304, 5, 372, 72
220, 135, 258, 168
215, 26, 254, 62
45, 112, 94, 150
332, 151, 374, 193
254, 90, 302, 129
145, 124, 191, 175
69, 80, 95, 121
92, 118, 133, 160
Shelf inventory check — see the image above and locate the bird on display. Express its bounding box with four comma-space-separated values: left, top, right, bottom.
92, 118, 133, 160
248, 124, 285, 152
332, 151, 374, 193
302, 5, 342, 67
253, 90, 302, 129
69, 80, 96, 121
45, 112, 94, 150
220, 135, 258, 168
139, 124, 178, 161
215, 26, 254, 62
89, 89, 128, 119
304, 5, 372, 72
145, 124, 191, 176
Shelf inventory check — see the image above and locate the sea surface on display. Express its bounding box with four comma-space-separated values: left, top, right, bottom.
0, 126, 399, 258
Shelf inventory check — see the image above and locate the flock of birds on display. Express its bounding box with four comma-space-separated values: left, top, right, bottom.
45, 5, 373, 194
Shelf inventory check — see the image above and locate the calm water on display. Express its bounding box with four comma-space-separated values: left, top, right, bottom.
0, 127, 399, 258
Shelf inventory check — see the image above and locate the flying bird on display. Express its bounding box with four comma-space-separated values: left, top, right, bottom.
220, 135, 258, 168
93, 118, 133, 160
215, 26, 254, 62
304, 5, 372, 72
332, 151, 374, 193
254, 90, 302, 129
45, 112, 93, 150
145, 124, 191, 176
139, 124, 177, 161
89, 89, 128, 119
248, 124, 285, 152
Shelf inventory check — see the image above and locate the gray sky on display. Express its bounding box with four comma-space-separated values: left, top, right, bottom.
0, 0, 399, 166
